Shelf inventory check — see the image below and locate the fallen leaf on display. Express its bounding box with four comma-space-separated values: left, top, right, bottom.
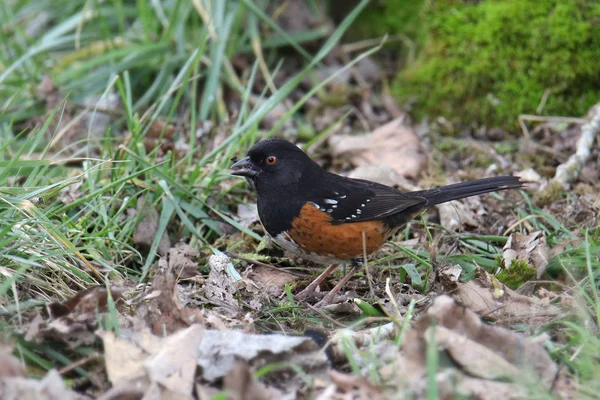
235, 203, 259, 229
203, 254, 241, 314
48, 286, 125, 319
167, 243, 200, 279
437, 200, 480, 231
436, 264, 562, 326
133, 196, 171, 257
503, 231, 549, 279
0, 369, 88, 400
197, 329, 328, 382
26, 285, 127, 348
317, 370, 382, 400
137, 259, 203, 335
99, 324, 203, 400
380, 295, 571, 399
223, 362, 273, 400
144, 325, 203, 397
242, 264, 294, 297
328, 117, 427, 178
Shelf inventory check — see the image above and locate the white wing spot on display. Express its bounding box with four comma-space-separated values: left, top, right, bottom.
327, 209, 333, 213
366, 199, 371, 202
352, 215, 357, 218
339, 194, 347, 199
332, 205, 338, 208
361, 203, 366, 207
324, 198, 338, 205
357, 210, 362, 214
310, 202, 321, 209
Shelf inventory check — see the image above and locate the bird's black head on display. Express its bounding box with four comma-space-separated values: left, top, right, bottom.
230, 138, 321, 191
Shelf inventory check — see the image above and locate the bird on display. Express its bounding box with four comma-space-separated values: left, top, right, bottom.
230, 138, 523, 306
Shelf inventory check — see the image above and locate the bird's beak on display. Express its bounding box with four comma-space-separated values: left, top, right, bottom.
230, 156, 258, 177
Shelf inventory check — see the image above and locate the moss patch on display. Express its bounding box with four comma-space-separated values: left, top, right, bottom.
497, 259, 537, 289
392, 0, 600, 132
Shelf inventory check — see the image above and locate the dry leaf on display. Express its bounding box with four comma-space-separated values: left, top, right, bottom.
204, 254, 241, 314
235, 203, 259, 228
99, 324, 203, 399
380, 295, 570, 399
133, 196, 171, 257
197, 329, 328, 382
48, 286, 125, 319
137, 259, 203, 335
27, 286, 126, 348
242, 264, 294, 297
317, 370, 383, 400
503, 231, 549, 278
167, 243, 200, 279
437, 264, 562, 326
0, 369, 88, 400
223, 362, 272, 400
328, 117, 427, 178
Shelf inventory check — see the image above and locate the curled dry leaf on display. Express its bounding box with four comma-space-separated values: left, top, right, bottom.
242, 264, 294, 298
437, 200, 480, 231
437, 264, 562, 326
137, 259, 203, 335
98, 324, 203, 400
25, 286, 126, 348
223, 362, 276, 400
328, 117, 428, 179
0, 369, 89, 400
317, 370, 383, 400
503, 231, 549, 279
197, 329, 328, 382
203, 254, 241, 314
167, 243, 201, 279
132, 196, 171, 257
380, 295, 572, 399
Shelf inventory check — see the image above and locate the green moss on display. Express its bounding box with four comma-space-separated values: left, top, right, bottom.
534, 180, 565, 206
392, 0, 600, 132
347, 0, 425, 45
497, 259, 537, 289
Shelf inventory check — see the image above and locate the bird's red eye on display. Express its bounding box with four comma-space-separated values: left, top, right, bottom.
266, 156, 277, 165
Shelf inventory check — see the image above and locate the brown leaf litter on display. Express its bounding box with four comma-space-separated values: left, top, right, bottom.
380, 295, 574, 399
98, 324, 203, 400
437, 264, 563, 326
132, 195, 171, 257
0, 369, 89, 400
196, 329, 328, 382
137, 257, 203, 335
328, 117, 428, 179
25, 286, 126, 348
317, 370, 383, 400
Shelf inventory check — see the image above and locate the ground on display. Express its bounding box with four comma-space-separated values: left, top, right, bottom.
0, 1, 599, 399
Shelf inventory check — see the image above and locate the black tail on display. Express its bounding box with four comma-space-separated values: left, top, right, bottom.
413, 176, 523, 206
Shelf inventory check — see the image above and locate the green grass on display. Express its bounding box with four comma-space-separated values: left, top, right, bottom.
1, 0, 599, 398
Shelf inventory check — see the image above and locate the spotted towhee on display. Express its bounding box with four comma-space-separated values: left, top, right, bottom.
231, 138, 523, 305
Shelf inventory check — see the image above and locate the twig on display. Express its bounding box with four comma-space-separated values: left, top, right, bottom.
552, 103, 600, 186
58, 352, 101, 375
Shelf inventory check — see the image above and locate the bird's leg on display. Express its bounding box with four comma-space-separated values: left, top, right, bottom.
295, 263, 340, 301
315, 259, 362, 307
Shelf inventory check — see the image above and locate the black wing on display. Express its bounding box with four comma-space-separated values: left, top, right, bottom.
307, 173, 426, 224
